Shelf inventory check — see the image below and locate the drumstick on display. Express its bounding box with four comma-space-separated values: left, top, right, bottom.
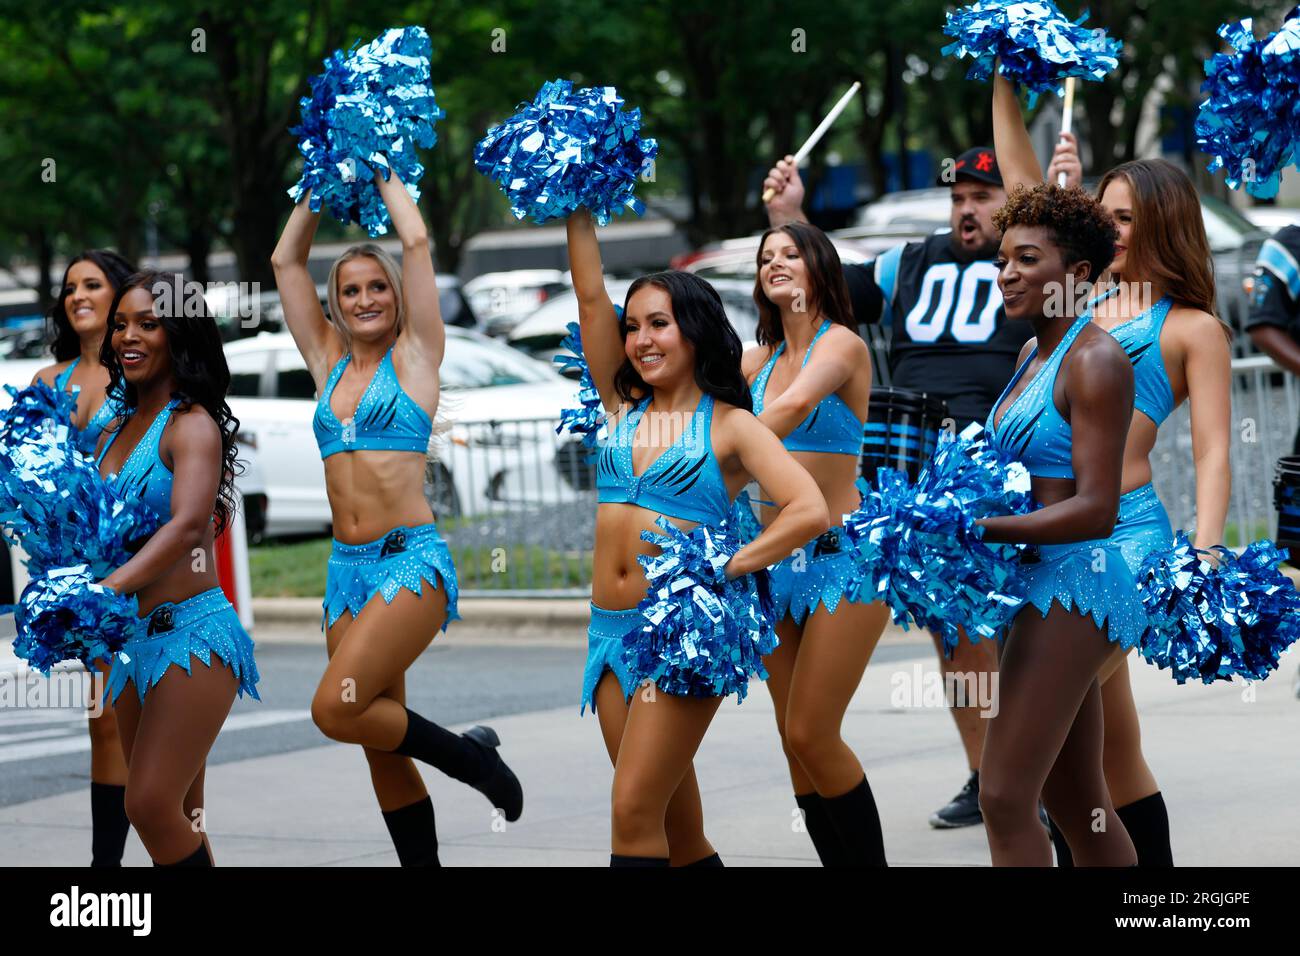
762, 81, 862, 204
1056, 77, 1075, 187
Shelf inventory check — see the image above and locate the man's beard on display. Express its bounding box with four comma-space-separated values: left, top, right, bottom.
948, 223, 1000, 262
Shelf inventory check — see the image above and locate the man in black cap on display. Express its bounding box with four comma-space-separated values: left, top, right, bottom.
761, 145, 1079, 829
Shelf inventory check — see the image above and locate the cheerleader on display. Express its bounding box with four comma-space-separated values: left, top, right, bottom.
977, 182, 1140, 865
567, 209, 829, 866
94, 270, 259, 866
744, 222, 891, 866
272, 171, 521, 868
30, 249, 135, 867
994, 72, 1232, 865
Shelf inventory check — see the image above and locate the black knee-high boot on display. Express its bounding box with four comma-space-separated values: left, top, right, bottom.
1116, 792, 1174, 867
381, 796, 441, 867
1048, 816, 1075, 867
610, 854, 670, 867
154, 841, 212, 867
90, 782, 131, 867
392, 710, 523, 821
821, 776, 888, 867
795, 792, 849, 867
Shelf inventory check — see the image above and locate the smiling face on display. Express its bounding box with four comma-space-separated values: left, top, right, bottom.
758, 231, 808, 309
996, 225, 1078, 321
623, 285, 694, 388
336, 256, 398, 340
950, 180, 1006, 256
63, 260, 115, 341
1099, 176, 1133, 275
111, 286, 172, 386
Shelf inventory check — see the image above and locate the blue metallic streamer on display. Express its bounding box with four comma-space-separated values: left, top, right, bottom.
941, 0, 1123, 105
552, 320, 608, 456
7, 567, 139, 674
288, 26, 445, 236
1137, 532, 1300, 684
1195, 15, 1300, 198
843, 425, 1030, 651
474, 79, 658, 225
621, 507, 777, 702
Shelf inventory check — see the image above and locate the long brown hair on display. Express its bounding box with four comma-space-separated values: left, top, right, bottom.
1096, 160, 1218, 317
753, 222, 855, 347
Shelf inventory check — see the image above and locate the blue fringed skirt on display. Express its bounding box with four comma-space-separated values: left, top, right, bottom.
580, 602, 644, 715
322, 522, 460, 631
106, 587, 260, 705
767, 525, 870, 625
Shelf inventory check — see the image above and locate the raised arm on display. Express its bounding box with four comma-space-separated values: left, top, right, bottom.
566, 210, 625, 412
980, 336, 1133, 545
270, 194, 340, 386
377, 170, 444, 368
992, 72, 1045, 195
97, 410, 223, 597
1180, 312, 1232, 548
721, 411, 830, 576
757, 326, 866, 439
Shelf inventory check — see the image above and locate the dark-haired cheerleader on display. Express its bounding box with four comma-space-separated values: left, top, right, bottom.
30, 249, 136, 867
995, 72, 1232, 865
95, 271, 259, 866
977, 181, 1140, 866
744, 221, 891, 866
568, 209, 829, 866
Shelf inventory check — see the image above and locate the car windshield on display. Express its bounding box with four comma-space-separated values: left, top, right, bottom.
440, 336, 554, 388
1199, 194, 1267, 252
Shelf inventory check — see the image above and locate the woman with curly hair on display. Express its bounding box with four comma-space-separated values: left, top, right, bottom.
94, 270, 260, 866
976, 183, 1141, 866
994, 72, 1231, 866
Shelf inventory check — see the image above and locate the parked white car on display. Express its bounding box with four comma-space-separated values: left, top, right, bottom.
464, 269, 570, 337
225, 327, 584, 537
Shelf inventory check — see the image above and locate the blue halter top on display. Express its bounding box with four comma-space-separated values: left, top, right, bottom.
312, 345, 434, 459
986, 314, 1094, 480
97, 398, 182, 519
1092, 291, 1176, 427
594, 393, 732, 526
750, 320, 864, 456
56, 358, 125, 456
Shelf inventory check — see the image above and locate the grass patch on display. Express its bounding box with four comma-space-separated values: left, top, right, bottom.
249, 536, 332, 597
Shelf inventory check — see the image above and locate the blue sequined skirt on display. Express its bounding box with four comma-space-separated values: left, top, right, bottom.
1111, 483, 1174, 575
322, 522, 460, 631
580, 602, 644, 715
106, 587, 261, 705
1016, 514, 1149, 651
768, 526, 867, 625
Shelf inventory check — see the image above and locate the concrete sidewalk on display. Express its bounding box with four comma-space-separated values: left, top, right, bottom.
1, 621, 1296, 867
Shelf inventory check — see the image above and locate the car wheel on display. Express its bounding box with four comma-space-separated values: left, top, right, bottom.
424, 461, 461, 521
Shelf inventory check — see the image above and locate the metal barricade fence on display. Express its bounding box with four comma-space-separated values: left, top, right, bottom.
442, 355, 1295, 593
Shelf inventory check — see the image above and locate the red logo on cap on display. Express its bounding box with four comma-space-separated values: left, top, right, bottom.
975, 151, 994, 172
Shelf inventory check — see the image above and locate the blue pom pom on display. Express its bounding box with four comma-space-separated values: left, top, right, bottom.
1137, 533, 1300, 684
10, 566, 139, 674
941, 0, 1123, 106
288, 26, 445, 237
474, 79, 657, 225
843, 425, 1030, 650
552, 321, 608, 457
622, 513, 777, 702
1195, 16, 1300, 198
0, 382, 161, 579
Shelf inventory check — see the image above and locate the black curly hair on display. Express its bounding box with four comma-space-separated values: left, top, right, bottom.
99, 271, 243, 536
47, 250, 137, 361
613, 271, 753, 412
992, 183, 1118, 283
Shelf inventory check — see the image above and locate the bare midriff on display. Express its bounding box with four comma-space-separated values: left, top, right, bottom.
324, 450, 436, 543
591, 504, 700, 610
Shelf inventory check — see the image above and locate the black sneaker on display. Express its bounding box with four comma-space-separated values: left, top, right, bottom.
929, 771, 982, 829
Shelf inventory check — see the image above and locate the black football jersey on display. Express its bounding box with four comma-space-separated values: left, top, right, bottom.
845, 232, 1033, 427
